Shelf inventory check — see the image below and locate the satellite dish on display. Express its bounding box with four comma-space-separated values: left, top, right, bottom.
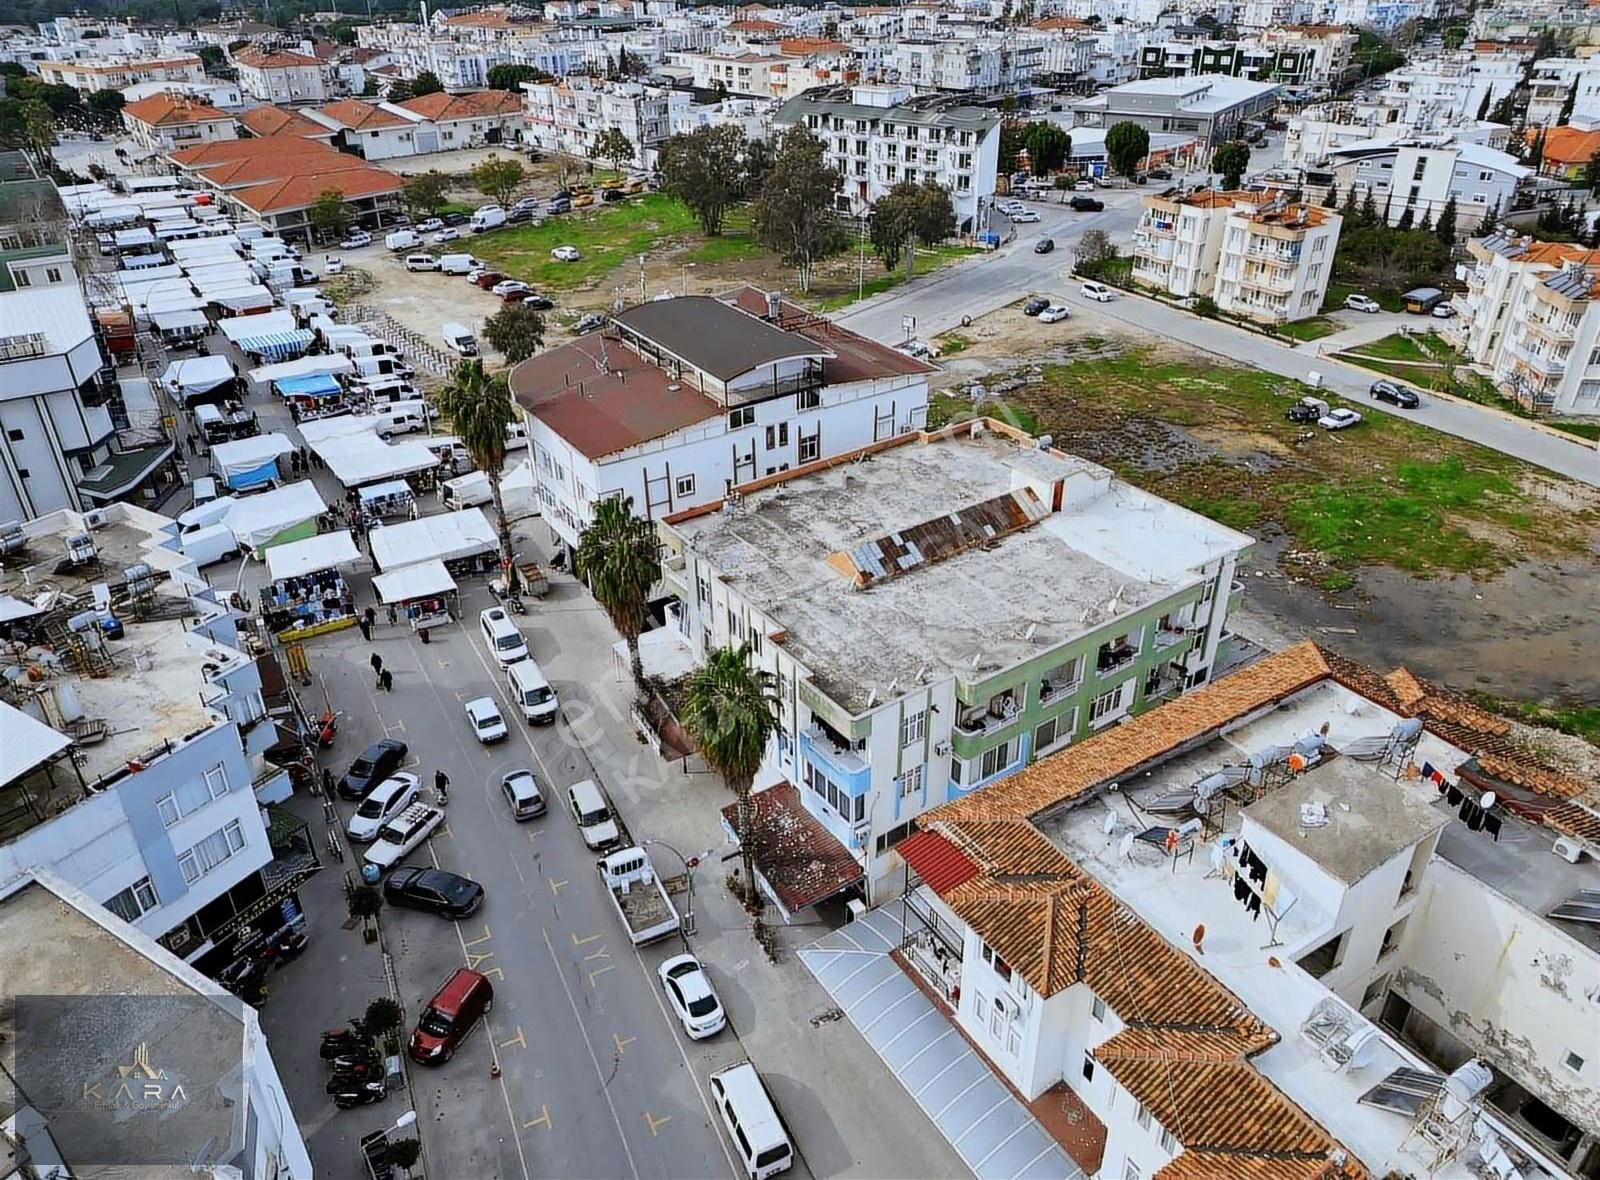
1345, 1026, 1380, 1071
1118, 832, 1135, 860
1102, 811, 1118, 835
1480, 790, 1497, 811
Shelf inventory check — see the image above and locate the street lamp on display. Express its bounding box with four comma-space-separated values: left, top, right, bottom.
642, 838, 712, 947
388, 1110, 417, 1134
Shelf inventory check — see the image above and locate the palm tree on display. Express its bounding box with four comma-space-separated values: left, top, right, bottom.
573, 495, 660, 688
434, 359, 519, 587
681, 643, 776, 909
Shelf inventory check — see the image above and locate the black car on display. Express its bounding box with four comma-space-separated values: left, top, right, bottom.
338, 739, 409, 800
441, 212, 469, 227
384, 867, 484, 918
521, 294, 555, 310
506, 206, 535, 224
1022, 296, 1051, 316
1034, 238, 1055, 254
1149, 168, 1173, 180
1370, 380, 1420, 408
1069, 196, 1104, 212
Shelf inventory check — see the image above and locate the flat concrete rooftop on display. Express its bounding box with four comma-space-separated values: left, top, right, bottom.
674, 430, 1251, 712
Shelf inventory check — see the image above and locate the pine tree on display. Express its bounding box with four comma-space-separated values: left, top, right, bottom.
1396, 206, 1414, 231
1342, 184, 1358, 221
1323, 180, 1339, 208
1435, 196, 1458, 244
1360, 189, 1378, 226
1419, 209, 1434, 234
1478, 199, 1500, 237
1476, 91, 1491, 122
1561, 79, 1579, 124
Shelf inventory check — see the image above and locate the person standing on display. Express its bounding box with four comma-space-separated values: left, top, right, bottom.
370, 652, 383, 685
434, 769, 449, 803
379, 668, 393, 693
358, 615, 372, 641
386, 602, 398, 626
364, 606, 377, 629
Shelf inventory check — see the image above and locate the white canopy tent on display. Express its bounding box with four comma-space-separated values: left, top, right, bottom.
219, 310, 298, 345
250, 354, 354, 385
162, 355, 234, 396
212, 433, 294, 489
223, 480, 327, 551
319, 435, 441, 489
369, 509, 495, 573
372, 559, 455, 604
152, 308, 209, 334
298, 414, 382, 445
265, 532, 361, 582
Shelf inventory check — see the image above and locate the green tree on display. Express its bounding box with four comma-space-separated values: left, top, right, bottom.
658, 124, 746, 235
1443, 24, 1466, 51
402, 170, 450, 218
386, 1138, 422, 1175
751, 127, 844, 291
1488, 91, 1518, 125
326, 18, 361, 44
346, 883, 381, 939
1360, 188, 1378, 227
914, 179, 956, 247
308, 188, 351, 242
1396, 206, 1414, 230
1022, 121, 1071, 176
573, 495, 660, 689
591, 126, 635, 171
385, 78, 417, 102
1323, 180, 1339, 208
681, 644, 776, 908
488, 63, 550, 91
363, 996, 403, 1040
434, 360, 520, 585
1525, 124, 1547, 169
1212, 140, 1251, 189
471, 154, 525, 207
86, 88, 125, 117
741, 135, 774, 197
411, 70, 444, 97
482, 302, 547, 364
999, 121, 1029, 174
1341, 183, 1358, 220
1476, 90, 1491, 122
868, 181, 918, 273
1073, 227, 1118, 275
1104, 120, 1150, 179
18, 101, 55, 176
1435, 195, 1457, 244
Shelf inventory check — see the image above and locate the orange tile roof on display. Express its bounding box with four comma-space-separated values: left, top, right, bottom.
122, 94, 231, 127
730, 18, 785, 31
394, 89, 522, 121
1034, 16, 1094, 28
232, 47, 323, 69
238, 104, 334, 139
779, 37, 852, 55
1542, 124, 1600, 165
314, 98, 414, 130
232, 166, 401, 214
194, 144, 369, 188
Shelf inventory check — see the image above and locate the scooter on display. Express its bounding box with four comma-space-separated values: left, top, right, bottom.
326, 1063, 382, 1091
334, 1081, 387, 1109
317, 710, 340, 748
272, 930, 309, 966
328, 1046, 381, 1072
505, 594, 525, 615
320, 1028, 367, 1058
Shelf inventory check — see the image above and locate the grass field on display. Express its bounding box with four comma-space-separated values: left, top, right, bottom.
1469, 695, 1600, 746
1274, 316, 1342, 342
1322, 281, 1403, 313
813, 243, 980, 312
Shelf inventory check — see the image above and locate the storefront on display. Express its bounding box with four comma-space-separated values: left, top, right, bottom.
372, 558, 457, 631
261, 532, 361, 640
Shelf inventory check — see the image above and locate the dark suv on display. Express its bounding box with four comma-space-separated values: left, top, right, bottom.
338, 739, 409, 800
1369, 380, 1420, 408
1069, 195, 1105, 212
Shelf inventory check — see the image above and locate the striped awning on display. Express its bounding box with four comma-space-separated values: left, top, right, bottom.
235, 329, 314, 360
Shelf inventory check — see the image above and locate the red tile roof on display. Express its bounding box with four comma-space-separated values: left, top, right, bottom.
238, 104, 335, 139
314, 98, 414, 130
718, 784, 863, 912
122, 94, 231, 127
393, 89, 523, 122
232, 47, 324, 69
896, 829, 979, 892
232, 166, 401, 214
1542, 125, 1600, 166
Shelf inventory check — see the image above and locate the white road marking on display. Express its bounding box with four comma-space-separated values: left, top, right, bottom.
878, 1006, 939, 1051
975, 1114, 1035, 1169
900, 1026, 957, 1071
845, 972, 908, 1015
933, 1071, 992, 1120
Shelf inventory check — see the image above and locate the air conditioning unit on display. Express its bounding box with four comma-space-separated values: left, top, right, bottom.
83, 508, 109, 530
933, 740, 951, 757
167, 926, 192, 951
1552, 836, 1586, 865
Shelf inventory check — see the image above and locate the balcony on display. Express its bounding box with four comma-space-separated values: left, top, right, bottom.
1522, 315, 1577, 346
1240, 269, 1296, 294
1244, 243, 1300, 264
1513, 345, 1565, 378
1153, 625, 1193, 650
955, 693, 1020, 738
0, 332, 49, 361
1096, 642, 1137, 675
802, 724, 868, 775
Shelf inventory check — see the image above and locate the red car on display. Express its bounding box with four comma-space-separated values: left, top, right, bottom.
472, 270, 505, 289
409, 968, 493, 1064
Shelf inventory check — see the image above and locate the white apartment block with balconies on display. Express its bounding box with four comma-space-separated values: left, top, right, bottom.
35, 53, 205, 92
772, 83, 1001, 231
1444, 230, 1600, 417
1373, 52, 1522, 127
521, 76, 689, 167
229, 47, 331, 106
1327, 137, 1528, 230
1526, 57, 1600, 130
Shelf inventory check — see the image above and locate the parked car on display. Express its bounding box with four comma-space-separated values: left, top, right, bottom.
516, 292, 554, 310
511, 196, 541, 213
384, 867, 484, 919
441, 212, 468, 227
507, 207, 536, 224
338, 739, 409, 800
1022, 296, 1051, 316
1069, 196, 1105, 212
1010, 210, 1040, 223
601, 186, 625, 202
501, 768, 545, 820
1039, 304, 1071, 323
409, 968, 492, 1064
404, 254, 439, 272
1344, 293, 1382, 313
1034, 238, 1055, 254
346, 773, 421, 842
896, 338, 934, 358
1074, 179, 1097, 191
658, 954, 726, 1039
1286, 395, 1329, 423
546, 197, 572, 215
491, 279, 528, 297
1149, 168, 1173, 180
417, 217, 444, 233
1132, 172, 1148, 185
1431, 303, 1457, 319
465, 695, 509, 743
574, 312, 607, 334
995, 198, 1025, 216
551, 245, 581, 262
323, 256, 344, 275
1080, 281, 1115, 302
472, 270, 506, 289
430, 228, 461, 245
340, 231, 372, 249
1319, 407, 1364, 430
1370, 380, 1421, 408
363, 802, 445, 872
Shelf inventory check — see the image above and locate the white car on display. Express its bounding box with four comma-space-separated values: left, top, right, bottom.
417, 217, 444, 233
1074, 179, 1096, 192
323, 256, 345, 275
1080, 281, 1115, 303
658, 954, 727, 1039
340, 231, 373, 249
551, 245, 581, 262
465, 695, 509, 743
404, 253, 439, 272
346, 773, 421, 843
430, 227, 461, 244
1431, 303, 1457, 319
1010, 210, 1041, 223
896, 338, 934, 359
1343, 293, 1381, 314
996, 198, 1025, 214
1039, 305, 1070, 323
491, 279, 528, 297
1318, 407, 1364, 430
363, 802, 445, 872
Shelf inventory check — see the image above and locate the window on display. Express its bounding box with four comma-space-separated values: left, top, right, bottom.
1035, 716, 1060, 753
1081, 1053, 1095, 1082
1091, 995, 1107, 1022
1564, 1050, 1585, 1074
696, 575, 709, 605
797, 389, 820, 410
900, 708, 926, 747
974, 993, 988, 1023
973, 737, 1018, 781
1360, 973, 1390, 1011
875, 820, 912, 854
14, 270, 29, 288
726, 606, 741, 639
105, 877, 159, 922
177, 820, 246, 884
897, 765, 923, 799
675, 473, 696, 498
1122, 1160, 1141, 1180
728, 406, 755, 429
5, 427, 21, 442
1090, 685, 1126, 724
1159, 1128, 1177, 1153
1136, 1103, 1152, 1130
45, 267, 61, 283
981, 941, 1012, 983
798, 432, 820, 463
204, 763, 229, 799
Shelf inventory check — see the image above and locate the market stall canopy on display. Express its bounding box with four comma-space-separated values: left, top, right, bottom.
223, 480, 327, 550
112, 227, 157, 250
359, 479, 413, 506
319, 435, 440, 489
265, 531, 361, 582
250, 354, 353, 385
502, 459, 535, 493
372, 559, 455, 604
211, 432, 294, 489
234, 328, 314, 360
275, 373, 341, 399
369, 508, 494, 573
219, 310, 298, 344
152, 308, 209, 333
162, 354, 235, 396
298, 413, 381, 446
213, 289, 275, 314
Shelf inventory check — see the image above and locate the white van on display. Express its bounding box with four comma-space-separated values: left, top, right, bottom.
405, 253, 440, 272
507, 659, 558, 724
438, 253, 480, 275
504, 420, 528, 448
177, 495, 235, 534
440, 470, 493, 510
376, 407, 427, 438
1080, 280, 1115, 303
479, 606, 528, 667
442, 321, 479, 357
192, 476, 220, 506
470, 207, 505, 232
179, 522, 240, 568
356, 376, 418, 404
423, 436, 472, 471
709, 1063, 793, 1180
566, 779, 620, 851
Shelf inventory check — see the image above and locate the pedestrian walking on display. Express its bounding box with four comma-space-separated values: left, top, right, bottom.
435, 769, 450, 803
320, 767, 334, 796
379, 668, 393, 693
364, 606, 377, 628
370, 651, 383, 677
358, 617, 372, 641
386, 602, 398, 626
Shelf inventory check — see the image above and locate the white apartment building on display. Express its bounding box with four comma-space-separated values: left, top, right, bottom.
1328, 137, 1529, 230
1527, 57, 1600, 130
1236, 0, 1316, 29
521, 76, 689, 166
772, 83, 1001, 231
1375, 52, 1523, 127
897, 639, 1592, 1180
661, 419, 1251, 908
1285, 101, 1511, 168
890, 38, 1032, 94
122, 78, 246, 109
1443, 230, 1600, 417
1326, 0, 1443, 33
35, 53, 204, 92
120, 94, 238, 154
511, 289, 934, 557
230, 47, 331, 106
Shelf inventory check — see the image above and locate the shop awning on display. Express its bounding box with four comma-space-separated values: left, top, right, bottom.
369, 508, 495, 573
275, 373, 341, 398
235, 329, 314, 360
266, 532, 361, 582
359, 479, 412, 505
372, 559, 455, 604
152, 308, 208, 333
219, 310, 298, 343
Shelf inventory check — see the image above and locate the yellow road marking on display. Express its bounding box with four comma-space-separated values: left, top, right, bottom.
571, 932, 602, 947
613, 1033, 635, 1057
523, 1105, 551, 1130
439, 822, 453, 840
466, 949, 495, 971
645, 1112, 672, 1137
587, 964, 616, 987
549, 878, 569, 895
481, 966, 505, 981
463, 925, 494, 947
499, 1027, 527, 1051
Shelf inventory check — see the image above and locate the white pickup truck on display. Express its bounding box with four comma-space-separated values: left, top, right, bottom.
597, 847, 680, 946
363, 802, 445, 873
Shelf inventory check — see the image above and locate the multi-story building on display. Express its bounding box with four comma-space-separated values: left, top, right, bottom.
35, 53, 204, 93
1284, 101, 1511, 168
120, 94, 238, 154
1374, 52, 1522, 127
1443, 230, 1600, 417
1257, 24, 1357, 88
1068, 75, 1283, 160
521, 76, 689, 167
303, 98, 423, 161
1326, 0, 1443, 33
0, 869, 312, 1180
1236, 0, 1316, 28
772, 83, 1001, 230
1327, 137, 1529, 230
122, 78, 246, 109
660, 417, 1251, 906
1525, 58, 1600, 129
1210, 196, 1343, 323
0, 501, 319, 974
889, 38, 1036, 94
1537, 125, 1600, 181
511, 288, 934, 558
897, 639, 1598, 1180
230, 47, 331, 106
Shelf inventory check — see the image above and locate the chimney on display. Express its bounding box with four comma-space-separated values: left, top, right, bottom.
765, 291, 781, 321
